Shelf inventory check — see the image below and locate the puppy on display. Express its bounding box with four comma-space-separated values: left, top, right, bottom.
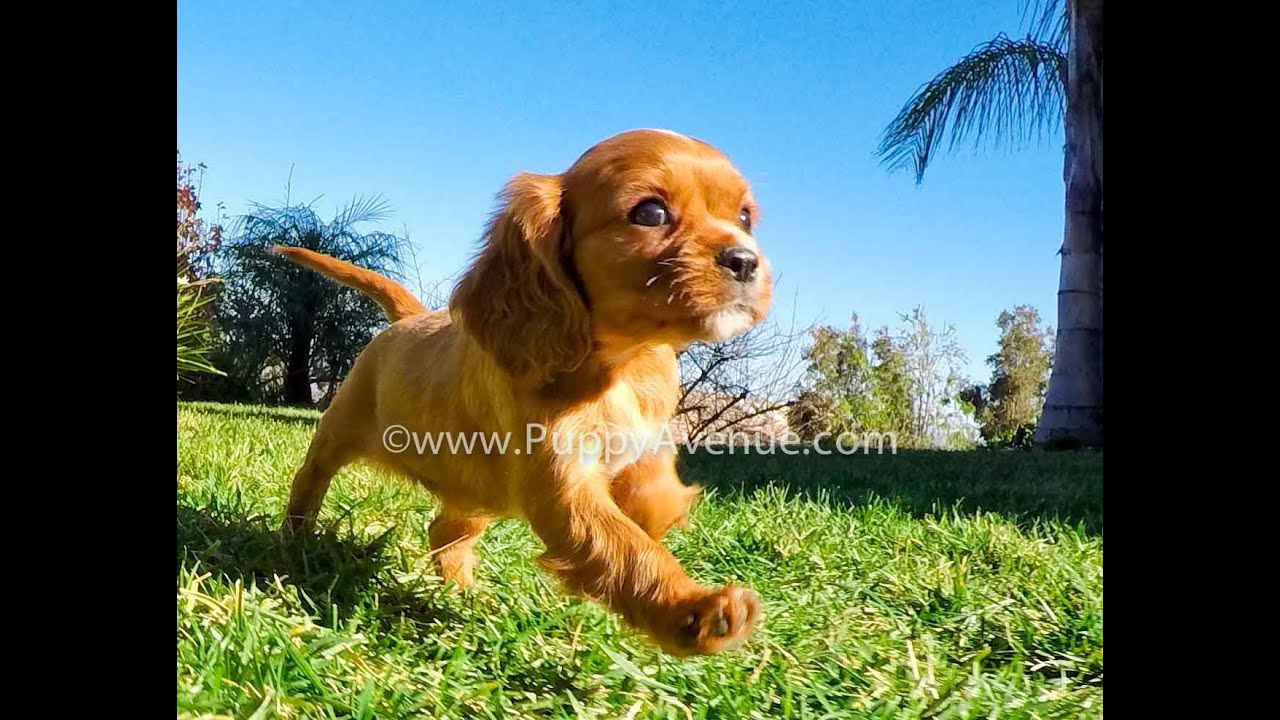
275, 129, 773, 655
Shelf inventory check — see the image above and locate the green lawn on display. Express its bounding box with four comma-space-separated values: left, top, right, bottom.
177, 402, 1103, 719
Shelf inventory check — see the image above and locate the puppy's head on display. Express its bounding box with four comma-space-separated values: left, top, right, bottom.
451, 129, 773, 382
565, 129, 774, 350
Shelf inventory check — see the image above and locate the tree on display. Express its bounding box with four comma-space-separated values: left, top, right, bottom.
877, 0, 1102, 448
968, 305, 1054, 446
788, 316, 879, 441
788, 309, 975, 449
177, 153, 224, 282
870, 328, 914, 439
895, 307, 978, 448
177, 153, 224, 382
675, 314, 808, 445
188, 196, 410, 406
1039, 0, 1102, 448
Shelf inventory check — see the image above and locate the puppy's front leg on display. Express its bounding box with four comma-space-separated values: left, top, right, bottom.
523, 460, 759, 656
610, 451, 701, 541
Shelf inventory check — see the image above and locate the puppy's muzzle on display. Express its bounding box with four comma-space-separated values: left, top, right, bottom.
716, 247, 759, 283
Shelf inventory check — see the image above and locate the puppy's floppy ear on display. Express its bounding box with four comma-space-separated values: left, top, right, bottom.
451, 172, 591, 383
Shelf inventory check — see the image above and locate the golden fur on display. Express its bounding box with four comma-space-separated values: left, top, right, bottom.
277, 129, 773, 655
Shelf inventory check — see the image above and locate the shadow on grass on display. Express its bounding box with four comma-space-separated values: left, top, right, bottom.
178, 401, 322, 427
502, 663, 581, 698
177, 503, 463, 629
677, 448, 1103, 535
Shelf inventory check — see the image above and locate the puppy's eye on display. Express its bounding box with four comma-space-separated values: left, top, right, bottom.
629, 199, 669, 227
739, 209, 753, 232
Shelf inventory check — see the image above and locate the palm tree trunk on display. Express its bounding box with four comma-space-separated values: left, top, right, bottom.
283, 319, 314, 406
1036, 0, 1103, 448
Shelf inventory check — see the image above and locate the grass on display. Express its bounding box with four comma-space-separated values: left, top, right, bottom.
177, 401, 1103, 719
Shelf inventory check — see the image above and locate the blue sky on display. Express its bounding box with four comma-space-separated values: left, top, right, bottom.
178, 0, 1063, 382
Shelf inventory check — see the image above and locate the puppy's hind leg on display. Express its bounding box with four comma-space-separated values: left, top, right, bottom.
428, 507, 491, 589
281, 411, 360, 533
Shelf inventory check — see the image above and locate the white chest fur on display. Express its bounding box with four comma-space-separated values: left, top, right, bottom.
552, 380, 673, 479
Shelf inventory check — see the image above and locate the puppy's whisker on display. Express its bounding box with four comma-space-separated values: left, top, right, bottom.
646, 275, 659, 287
667, 293, 676, 305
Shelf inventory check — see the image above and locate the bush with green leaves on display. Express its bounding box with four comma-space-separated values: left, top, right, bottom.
789, 308, 976, 449
178, 259, 225, 381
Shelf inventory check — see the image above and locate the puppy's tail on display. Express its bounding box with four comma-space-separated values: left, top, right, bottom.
271, 246, 429, 323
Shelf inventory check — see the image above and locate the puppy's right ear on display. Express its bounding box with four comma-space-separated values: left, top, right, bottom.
450, 173, 591, 383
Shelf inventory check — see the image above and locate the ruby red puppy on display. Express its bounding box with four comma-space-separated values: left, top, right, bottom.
276, 128, 773, 655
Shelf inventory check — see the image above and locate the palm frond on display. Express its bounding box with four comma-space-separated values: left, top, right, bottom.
1020, 0, 1067, 49
332, 194, 393, 230
877, 34, 1066, 184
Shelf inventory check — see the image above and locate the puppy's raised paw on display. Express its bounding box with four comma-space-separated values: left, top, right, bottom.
661, 585, 761, 656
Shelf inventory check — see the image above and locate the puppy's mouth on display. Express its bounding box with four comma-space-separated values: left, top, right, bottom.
704, 251, 771, 342
702, 303, 758, 342
644, 246, 771, 343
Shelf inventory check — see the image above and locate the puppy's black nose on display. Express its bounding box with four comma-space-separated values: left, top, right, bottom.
716, 247, 759, 282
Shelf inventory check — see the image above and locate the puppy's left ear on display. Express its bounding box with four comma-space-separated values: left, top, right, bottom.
451, 172, 591, 383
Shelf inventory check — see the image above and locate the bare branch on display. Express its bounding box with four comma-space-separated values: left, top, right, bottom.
675, 291, 810, 445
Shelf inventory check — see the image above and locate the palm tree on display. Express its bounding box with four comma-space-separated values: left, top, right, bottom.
877, 0, 1102, 448
204, 196, 410, 406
